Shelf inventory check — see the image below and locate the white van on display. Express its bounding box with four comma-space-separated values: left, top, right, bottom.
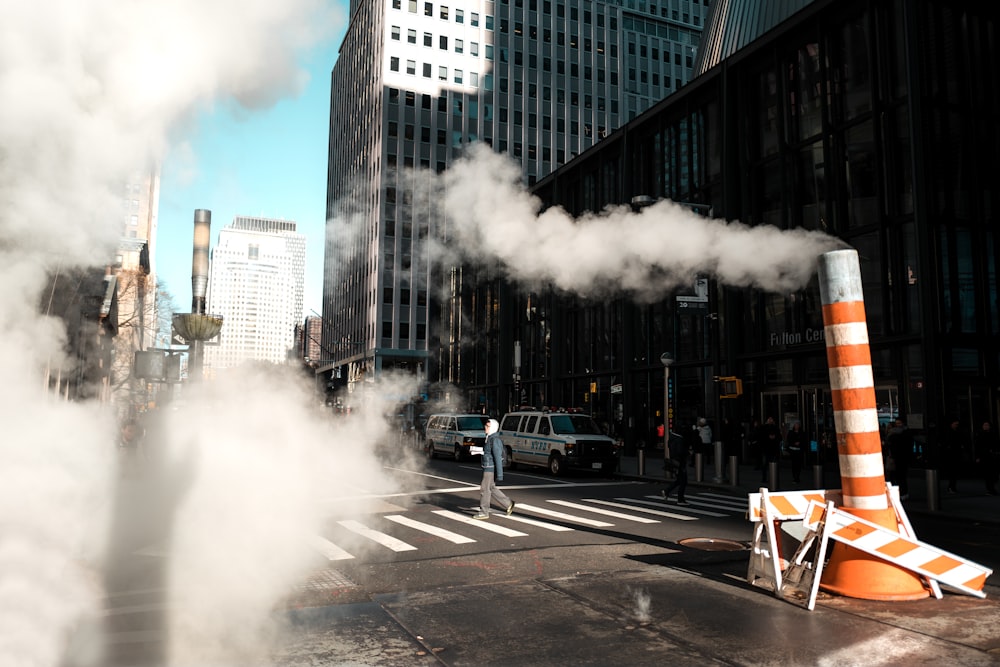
424, 413, 489, 461
498, 408, 619, 475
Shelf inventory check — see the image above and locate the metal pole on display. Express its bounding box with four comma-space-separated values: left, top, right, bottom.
713, 441, 725, 482
637, 447, 645, 476
663, 365, 670, 449
813, 464, 824, 489
925, 469, 940, 512
694, 452, 704, 482
767, 461, 779, 490
728, 455, 739, 487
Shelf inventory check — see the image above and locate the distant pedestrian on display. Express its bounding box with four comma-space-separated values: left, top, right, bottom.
697, 417, 713, 461
940, 419, 967, 493
722, 417, 743, 462
661, 429, 689, 505
759, 417, 782, 484
886, 419, 913, 499
118, 418, 144, 474
973, 421, 999, 496
785, 421, 807, 484
747, 417, 762, 470
473, 419, 515, 519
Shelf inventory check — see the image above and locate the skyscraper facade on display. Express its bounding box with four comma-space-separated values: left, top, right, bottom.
322, 0, 710, 394
206, 216, 305, 370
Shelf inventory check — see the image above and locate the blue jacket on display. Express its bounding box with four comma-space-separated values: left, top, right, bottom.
481, 432, 504, 481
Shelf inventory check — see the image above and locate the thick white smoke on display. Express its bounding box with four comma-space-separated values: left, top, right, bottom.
0, 2, 348, 666
432, 145, 845, 300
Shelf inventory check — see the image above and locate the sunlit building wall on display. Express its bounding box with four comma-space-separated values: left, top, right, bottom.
207, 216, 305, 370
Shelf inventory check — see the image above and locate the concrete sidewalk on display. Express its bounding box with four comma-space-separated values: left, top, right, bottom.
613, 451, 1000, 525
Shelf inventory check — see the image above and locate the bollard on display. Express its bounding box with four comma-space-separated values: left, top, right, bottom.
728, 455, 739, 487
767, 461, 779, 490
713, 441, 725, 482
637, 448, 646, 476
925, 469, 940, 512
694, 452, 704, 482
813, 464, 824, 489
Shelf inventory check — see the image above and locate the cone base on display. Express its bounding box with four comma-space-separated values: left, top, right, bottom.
819, 507, 929, 601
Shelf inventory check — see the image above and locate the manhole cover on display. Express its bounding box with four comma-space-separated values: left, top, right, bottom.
296, 568, 358, 592
677, 537, 748, 552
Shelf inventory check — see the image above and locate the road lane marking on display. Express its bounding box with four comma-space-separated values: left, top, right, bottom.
434, 510, 530, 536
588, 498, 698, 521
513, 503, 614, 527
310, 536, 355, 561
385, 515, 477, 544
499, 513, 575, 531
549, 499, 659, 523
636, 497, 727, 517
338, 519, 418, 552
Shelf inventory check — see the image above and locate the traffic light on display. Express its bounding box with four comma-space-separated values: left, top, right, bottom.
719, 376, 743, 399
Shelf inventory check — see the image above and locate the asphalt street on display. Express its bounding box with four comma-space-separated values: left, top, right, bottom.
75, 451, 1000, 666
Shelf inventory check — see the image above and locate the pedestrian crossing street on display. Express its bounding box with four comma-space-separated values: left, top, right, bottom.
313, 492, 748, 561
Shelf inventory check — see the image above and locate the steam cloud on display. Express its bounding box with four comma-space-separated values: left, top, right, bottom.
0, 2, 358, 666
429, 144, 845, 300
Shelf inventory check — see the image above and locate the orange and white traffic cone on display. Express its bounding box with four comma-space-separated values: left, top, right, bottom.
817, 249, 928, 600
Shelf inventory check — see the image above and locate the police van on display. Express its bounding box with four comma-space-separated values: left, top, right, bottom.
424, 413, 489, 461
498, 408, 618, 475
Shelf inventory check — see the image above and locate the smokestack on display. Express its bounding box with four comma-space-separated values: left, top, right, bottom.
192, 209, 211, 315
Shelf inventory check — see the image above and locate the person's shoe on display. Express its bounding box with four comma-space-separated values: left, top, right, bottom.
660, 489, 668, 500
472, 512, 489, 520
677, 500, 690, 506
506, 501, 516, 516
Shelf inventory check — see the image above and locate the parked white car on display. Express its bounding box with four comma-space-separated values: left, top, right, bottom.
424, 413, 489, 461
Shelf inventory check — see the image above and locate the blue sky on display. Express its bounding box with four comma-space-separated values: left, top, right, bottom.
157, 36, 343, 320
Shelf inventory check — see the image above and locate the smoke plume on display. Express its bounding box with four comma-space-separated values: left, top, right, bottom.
0, 2, 348, 665
430, 144, 845, 300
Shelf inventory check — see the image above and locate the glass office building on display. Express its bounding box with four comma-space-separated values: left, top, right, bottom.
452, 0, 999, 452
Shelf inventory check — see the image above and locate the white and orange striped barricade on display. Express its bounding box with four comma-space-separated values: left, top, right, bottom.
802, 500, 992, 599
746, 488, 842, 594
779, 501, 838, 610
747, 488, 843, 522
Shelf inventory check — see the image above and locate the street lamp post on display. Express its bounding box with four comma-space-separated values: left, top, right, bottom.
660, 352, 674, 451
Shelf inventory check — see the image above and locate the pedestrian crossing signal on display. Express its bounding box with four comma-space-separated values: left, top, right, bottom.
720, 377, 742, 398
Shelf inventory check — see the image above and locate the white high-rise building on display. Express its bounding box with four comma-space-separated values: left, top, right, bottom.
207, 216, 305, 370
323, 0, 709, 388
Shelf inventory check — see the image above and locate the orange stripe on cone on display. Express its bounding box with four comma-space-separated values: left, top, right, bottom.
841, 474, 892, 499
839, 432, 883, 455
822, 300, 868, 323
830, 388, 877, 411
826, 344, 873, 368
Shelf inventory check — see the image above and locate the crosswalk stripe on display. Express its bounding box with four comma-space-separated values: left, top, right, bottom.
385, 515, 477, 544
500, 513, 576, 531
690, 493, 747, 509
513, 503, 614, 527
591, 498, 698, 521
549, 499, 659, 523
433, 510, 530, 536
698, 492, 749, 504
310, 536, 355, 561
636, 497, 727, 517
338, 519, 418, 552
